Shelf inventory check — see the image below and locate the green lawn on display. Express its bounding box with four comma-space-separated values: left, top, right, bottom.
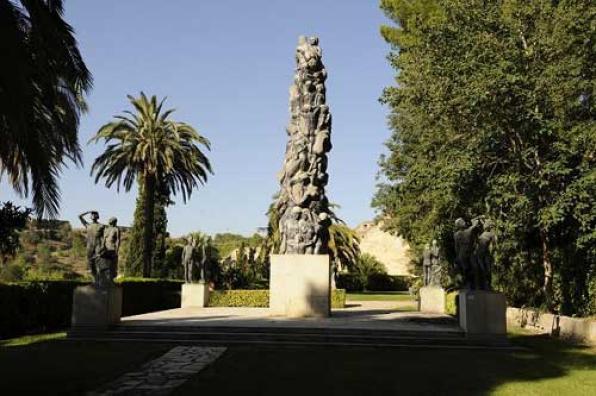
0, 333, 173, 395
346, 291, 415, 301
176, 329, 596, 396
2, 329, 594, 395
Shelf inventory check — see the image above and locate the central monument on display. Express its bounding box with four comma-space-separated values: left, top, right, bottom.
270, 35, 332, 317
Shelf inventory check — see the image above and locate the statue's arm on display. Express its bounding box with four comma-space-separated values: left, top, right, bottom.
78, 211, 90, 227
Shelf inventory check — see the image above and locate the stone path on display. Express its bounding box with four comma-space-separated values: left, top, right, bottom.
89, 346, 226, 395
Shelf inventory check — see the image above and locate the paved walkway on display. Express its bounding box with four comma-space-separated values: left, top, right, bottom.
89, 346, 226, 395
120, 300, 458, 333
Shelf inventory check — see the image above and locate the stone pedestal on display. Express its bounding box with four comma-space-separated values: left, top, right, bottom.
270, 254, 330, 318
71, 285, 122, 328
419, 286, 446, 314
459, 290, 506, 335
181, 282, 210, 308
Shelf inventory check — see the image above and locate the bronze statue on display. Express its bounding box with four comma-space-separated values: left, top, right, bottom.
422, 243, 432, 286
276, 36, 333, 255
473, 220, 497, 290
79, 210, 103, 282
454, 217, 482, 289
96, 217, 120, 288
454, 217, 495, 290
181, 236, 195, 283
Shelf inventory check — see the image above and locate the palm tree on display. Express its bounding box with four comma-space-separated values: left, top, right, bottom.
328, 223, 360, 273
0, 0, 92, 217
90, 93, 213, 277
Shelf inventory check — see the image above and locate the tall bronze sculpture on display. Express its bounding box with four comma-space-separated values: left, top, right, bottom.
181, 236, 196, 283
276, 36, 332, 255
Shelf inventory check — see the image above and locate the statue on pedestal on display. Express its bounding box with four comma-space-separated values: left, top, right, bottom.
423, 239, 442, 286
473, 220, 496, 290
422, 243, 432, 286
79, 210, 102, 282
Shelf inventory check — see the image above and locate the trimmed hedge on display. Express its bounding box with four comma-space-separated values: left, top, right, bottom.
336, 273, 413, 292
445, 291, 459, 316
208, 289, 347, 309
208, 290, 269, 307
0, 279, 183, 339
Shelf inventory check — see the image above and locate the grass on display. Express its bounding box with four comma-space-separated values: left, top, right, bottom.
176, 328, 595, 396
346, 291, 415, 302
0, 333, 173, 395
2, 328, 594, 395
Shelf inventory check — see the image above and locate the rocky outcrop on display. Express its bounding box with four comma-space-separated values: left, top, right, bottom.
355, 221, 412, 276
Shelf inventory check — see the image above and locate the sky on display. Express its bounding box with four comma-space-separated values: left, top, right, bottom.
1, 0, 396, 237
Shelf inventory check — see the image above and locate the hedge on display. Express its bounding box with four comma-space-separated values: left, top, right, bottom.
445, 291, 459, 316
0, 279, 183, 339
336, 273, 413, 292
208, 289, 347, 309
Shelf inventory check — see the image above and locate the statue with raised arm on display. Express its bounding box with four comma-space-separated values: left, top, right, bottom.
79, 210, 103, 283
454, 217, 482, 289
96, 217, 120, 288
276, 36, 333, 255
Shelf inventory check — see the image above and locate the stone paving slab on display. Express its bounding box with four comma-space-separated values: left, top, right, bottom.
119, 301, 459, 333
88, 346, 226, 395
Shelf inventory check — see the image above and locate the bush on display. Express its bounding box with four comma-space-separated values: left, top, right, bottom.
116, 278, 183, 316
0, 278, 184, 339
208, 290, 269, 307
336, 273, 366, 291
445, 291, 459, 316
331, 289, 346, 308
208, 289, 347, 309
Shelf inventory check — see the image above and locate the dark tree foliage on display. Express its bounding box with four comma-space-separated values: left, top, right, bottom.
0, 202, 31, 264
375, 0, 595, 315
0, 0, 91, 218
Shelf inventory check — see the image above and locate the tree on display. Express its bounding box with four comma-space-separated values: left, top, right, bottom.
375, 0, 595, 314
328, 224, 361, 273
90, 93, 212, 277
0, 0, 91, 218
0, 202, 31, 265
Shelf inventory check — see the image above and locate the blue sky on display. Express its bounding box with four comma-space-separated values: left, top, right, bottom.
1, 0, 395, 237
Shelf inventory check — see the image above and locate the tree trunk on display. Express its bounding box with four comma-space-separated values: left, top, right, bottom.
540, 229, 554, 311
142, 173, 156, 278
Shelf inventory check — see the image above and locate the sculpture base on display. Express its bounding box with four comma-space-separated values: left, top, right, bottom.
71, 285, 122, 328
181, 282, 210, 308
269, 254, 330, 318
419, 286, 446, 314
459, 290, 506, 335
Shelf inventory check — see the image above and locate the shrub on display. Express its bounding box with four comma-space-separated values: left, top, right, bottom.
331, 288, 346, 308
445, 291, 459, 316
208, 290, 269, 307
208, 289, 347, 309
336, 273, 365, 291
116, 278, 183, 316
366, 273, 412, 291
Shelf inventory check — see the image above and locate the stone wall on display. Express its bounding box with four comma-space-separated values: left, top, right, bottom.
355, 221, 412, 276
507, 307, 596, 345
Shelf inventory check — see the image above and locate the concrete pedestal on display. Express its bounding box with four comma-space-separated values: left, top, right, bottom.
181, 282, 210, 308
459, 290, 506, 335
71, 285, 122, 328
270, 254, 330, 318
419, 286, 446, 314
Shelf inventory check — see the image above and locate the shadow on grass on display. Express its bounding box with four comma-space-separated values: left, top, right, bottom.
0, 335, 173, 394
175, 330, 595, 396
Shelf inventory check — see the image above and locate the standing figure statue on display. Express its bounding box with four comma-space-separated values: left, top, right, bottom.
196, 236, 211, 282
181, 236, 195, 283
429, 239, 442, 286
473, 220, 497, 290
96, 217, 120, 288
453, 217, 482, 289
422, 243, 432, 286
79, 210, 103, 284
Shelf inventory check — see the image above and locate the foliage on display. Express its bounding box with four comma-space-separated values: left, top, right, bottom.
445, 291, 459, 316
328, 224, 361, 272
208, 290, 269, 308
376, 0, 596, 315
336, 273, 412, 292
0, 278, 183, 339
0, 202, 31, 265
0, 0, 91, 217
353, 253, 387, 279
90, 93, 212, 277
207, 289, 346, 309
